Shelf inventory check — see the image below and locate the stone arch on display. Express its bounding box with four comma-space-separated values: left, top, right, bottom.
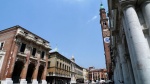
12, 60, 24, 83
26, 62, 35, 83
37, 64, 44, 83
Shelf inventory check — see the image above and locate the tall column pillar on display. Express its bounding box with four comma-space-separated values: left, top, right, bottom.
115, 57, 122, 84
3, 39, 20, 84
32, 54, 40, 84
91, 72, 95, 83
41, 56, 48, 84
20, 45, 31, 84
113, 68, 117, 84
126, 55, 135, 84
123, 5, 150, 84
97, 72, 98, 81
122, 16, 138, 84
100, 72, 101, 80
118, 43, 131, 84
115, 62, 119, 84
116, 56, 124, 83
70, 63, 76, 83
20, 52, 30, 84
141, 1, 150, 34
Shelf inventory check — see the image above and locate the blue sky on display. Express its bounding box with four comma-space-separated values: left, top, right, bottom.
0, 0, 108, 69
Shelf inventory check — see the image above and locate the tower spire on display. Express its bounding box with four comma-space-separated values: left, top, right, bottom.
100, 3, 104, 9
100, 0, 104, 9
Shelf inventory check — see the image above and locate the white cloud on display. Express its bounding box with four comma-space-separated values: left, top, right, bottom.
63, 0, 85, 3
87, 15, 98, 23
91, 16, 98, 20
76, 0, 84, 2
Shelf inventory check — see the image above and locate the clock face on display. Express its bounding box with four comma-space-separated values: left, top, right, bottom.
104, 37, 110, 43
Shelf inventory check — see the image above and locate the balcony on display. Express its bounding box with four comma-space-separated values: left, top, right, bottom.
17, 52, 27, 57
44, 43, 51, 49
0, 50, 6, 56
48, 72, 71, 78
36, 39, 43, 46
26, 34, 36, 42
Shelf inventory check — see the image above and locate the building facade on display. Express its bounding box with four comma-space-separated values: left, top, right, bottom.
0, 25, 51, 84
47, 51, 84, 84
107, 0, 150, 84
74, 63, 84, 83
47, 51, 71, 84
83, 68, 89, 83
88, 67, 107, 83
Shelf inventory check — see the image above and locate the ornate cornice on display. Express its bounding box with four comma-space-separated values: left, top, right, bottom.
119, 0, 136, 10
140, 0, 150, 8
16, 28, 51, 50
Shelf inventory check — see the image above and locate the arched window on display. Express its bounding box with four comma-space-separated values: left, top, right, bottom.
57, 61, 59, 67
60, 63, 61, 68
65, 65, 66, 70
103, 22, 107, 26
62, 64, 64, 69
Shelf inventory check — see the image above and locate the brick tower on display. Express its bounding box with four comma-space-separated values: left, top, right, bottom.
99, 3, 112, 79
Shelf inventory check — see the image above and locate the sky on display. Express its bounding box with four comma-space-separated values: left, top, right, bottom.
0, 0, 108, 69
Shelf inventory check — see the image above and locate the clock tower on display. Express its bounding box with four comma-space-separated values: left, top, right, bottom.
99, 3, 112, 79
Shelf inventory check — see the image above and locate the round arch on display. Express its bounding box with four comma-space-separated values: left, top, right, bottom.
26, 62, 35, 83
37, 64, 44, 83
12, 60, 24, 83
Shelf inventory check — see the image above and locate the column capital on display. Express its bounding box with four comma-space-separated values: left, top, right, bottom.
26, 44, 32, 50
141, 0, 150, 7
14, 38, 21, 46
119, 1, 136, 10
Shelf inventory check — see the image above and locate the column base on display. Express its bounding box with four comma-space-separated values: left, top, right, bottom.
20, 79, 27, 84
32, 79, 38, 84
1, 78, 13, 84
70, 81, 76, 84
42, 80, 47, 84
92, 80, 95, 83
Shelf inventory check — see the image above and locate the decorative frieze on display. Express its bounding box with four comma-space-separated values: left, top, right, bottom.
26, 34, 36, 42
119, 0, 136, 9
16, 28, 50, 50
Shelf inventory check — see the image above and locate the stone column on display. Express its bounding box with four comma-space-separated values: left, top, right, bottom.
20, 45, 31, 84
122, 16, 138, 84
20, 52, 30, 84
3, 39, 20, 84
97, 72, 98, 81
141, 1, 150, 34
116, 56, 124, 84
118, 43, 131, 84
100, 72, 101, 80
91, 72, 95, 83
41, 56, 48, 84
115, 57, 121, 84
114, 63, 119, 84
70, 63, 76, 83
123, 5, 150, 84
32, 54, 40, 84
126, 55, 135, 84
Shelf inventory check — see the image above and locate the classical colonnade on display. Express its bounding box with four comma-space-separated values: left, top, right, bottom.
114, 1, 150, 84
